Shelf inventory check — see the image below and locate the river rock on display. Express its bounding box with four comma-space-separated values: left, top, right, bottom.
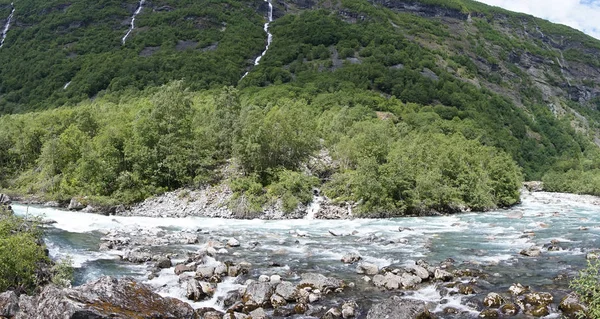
341, 252, 362, 264
324, 307, 342, 318
483, 292, 505, 308
500, 303, 519, 315
196, 265, 216, 279
373, 273, 402, 290
525, 305, 549, 317
559, 294, 588, 318
401, 272, 422, 288
67, 197, 85, 210
520, 247, 542, 257
175, 264, 194, 275
298, 273, 343, 292
270, 275, 281, 284
214, 262, 228, 276
258, 275, 270, 282
122, 249, 152, 263
434, 268, 454, 281
15, 276, 195, 319
356, 262, 379, 275
409, 265, 430, 280
248, 307, 267, 319
342, 301, 357, 318
275, 281, 297, 301
271, 294, 287, 307
227, 238, 240, 247
524, 292, 553, 307
186, 279, 214, 301
156, 256, 172, 269
458, 284, 475, 295
508, 283, 529, 296
479, 309, 499, 318
242, 281, 273, 310
366, 296, 430, 319
0, 291, 19, 318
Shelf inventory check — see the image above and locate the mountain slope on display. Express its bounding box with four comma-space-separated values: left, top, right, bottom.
0, 0, 600, 214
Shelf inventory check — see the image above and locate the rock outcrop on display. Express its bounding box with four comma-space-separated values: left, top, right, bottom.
14, 277, 195, 319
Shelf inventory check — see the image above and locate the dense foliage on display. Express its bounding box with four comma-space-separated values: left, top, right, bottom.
570, 259, 600, 318
1, 0, 600, 208
0, 206, 49, 292
0, 83, 522, 215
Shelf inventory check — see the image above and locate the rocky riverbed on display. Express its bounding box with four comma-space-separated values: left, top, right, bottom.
9, 191, 600, 318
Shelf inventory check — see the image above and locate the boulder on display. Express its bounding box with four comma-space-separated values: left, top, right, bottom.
67, 198, 85, 211
156, 257, 172, 269
174, 264, 194, 275
523, 292, 553, 307
400, 272, 422, 288
122, 250, 152, 263
275, 281, 298, 301
341, 253, 362, 264
366, 296, 430, 319
356, 262, 379, 275
508, 283, 529, 296
196, 266, 215, 279
15, 277, 195, 319
227, 238, 240, 247
248, 307, 267, 319
483, 293, 505, 308
342, 301, 357, 318
298, 273, 343, 292
0, 291, 19, 318
434, 268, 454, 281
242, 282, 273, 309
270, 294, 287, 308
500, 303, 519, 316
323, 307, 342, 318
525, 305, 549, 317
373, 273, 402, 290
270, 275, 281, 284
520, 247, 542, 257
409, 265, 430, 280
559, 294, 588, 318
186, 279, 214, 301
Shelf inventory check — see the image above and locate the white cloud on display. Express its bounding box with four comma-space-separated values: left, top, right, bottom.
476, 0, 600, 40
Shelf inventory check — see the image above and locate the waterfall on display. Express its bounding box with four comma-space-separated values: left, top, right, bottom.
122, 0, 145, 45
63, 81, 71, 90
304, 194, 323, 220
241, 0, 273, 79
0, 3, 15, 49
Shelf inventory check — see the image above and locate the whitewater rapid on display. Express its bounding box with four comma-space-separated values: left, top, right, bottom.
12, 191, 600, 315
122, 0, 145, 44
0, 3, 15, 49
241, 0, 274, 79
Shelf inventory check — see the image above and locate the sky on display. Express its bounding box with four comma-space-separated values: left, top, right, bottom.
476, 0, 600, 40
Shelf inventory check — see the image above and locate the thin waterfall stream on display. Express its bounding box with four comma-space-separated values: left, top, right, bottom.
0, 3, 15, 49
122, 0, 145, 45
241, 0, 274, 79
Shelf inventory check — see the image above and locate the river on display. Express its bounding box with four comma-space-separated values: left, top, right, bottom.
12, 191, 599, 318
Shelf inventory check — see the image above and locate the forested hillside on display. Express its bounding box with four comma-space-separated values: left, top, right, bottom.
1, 0, 599, 215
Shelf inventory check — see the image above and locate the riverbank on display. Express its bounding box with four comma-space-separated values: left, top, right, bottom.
4, 182, 540, 221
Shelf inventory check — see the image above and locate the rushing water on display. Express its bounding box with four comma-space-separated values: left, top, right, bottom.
0, 3, 15, 49
122, 0, 145, 45
241, 0, 274, 79
12, 191, 600, 317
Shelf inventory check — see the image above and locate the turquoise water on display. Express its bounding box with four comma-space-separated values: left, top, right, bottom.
12, 191, 600, 317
